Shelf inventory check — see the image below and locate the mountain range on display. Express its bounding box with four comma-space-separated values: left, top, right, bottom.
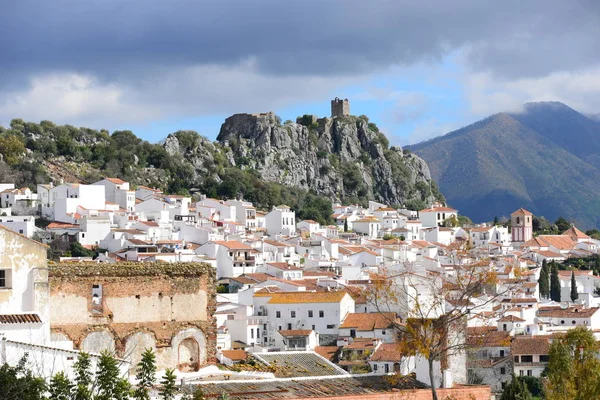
407, 102, 600, 229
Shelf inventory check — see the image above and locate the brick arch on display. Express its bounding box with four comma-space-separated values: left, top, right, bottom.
171, 327, 207, 371
124, 330, 158, 374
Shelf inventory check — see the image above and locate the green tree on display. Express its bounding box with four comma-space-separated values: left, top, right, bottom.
0, 134, 26, 166
550, 263, 561, 302
48, 371, 74, 400
70, 241, 95, 258
0, 355, 46, 400
538, 259, 549, 299
493, 216, 499, 226
570, 271, 579, 302
546, 326, 600, 399
555, 217, 571, 233
134, 348, 157, 400
343, 218, 348, 233
500, 375, 532, 400
159, 369, 178, 400
73, 352, 93, 400
96, 350, 130, 400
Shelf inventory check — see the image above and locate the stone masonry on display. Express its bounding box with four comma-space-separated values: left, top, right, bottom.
48, 262, 216, 373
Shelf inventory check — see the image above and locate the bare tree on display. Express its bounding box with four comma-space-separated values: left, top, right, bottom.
365, 246, 520, 400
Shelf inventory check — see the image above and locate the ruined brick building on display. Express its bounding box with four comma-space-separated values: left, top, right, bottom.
48, 262, 216, 373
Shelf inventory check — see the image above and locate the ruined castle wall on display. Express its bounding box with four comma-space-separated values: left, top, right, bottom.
49, 262, 216, 373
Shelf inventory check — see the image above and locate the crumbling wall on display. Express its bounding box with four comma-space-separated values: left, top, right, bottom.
49, 262, 216, 373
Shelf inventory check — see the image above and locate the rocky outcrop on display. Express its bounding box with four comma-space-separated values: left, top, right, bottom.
170, 112, 441, 206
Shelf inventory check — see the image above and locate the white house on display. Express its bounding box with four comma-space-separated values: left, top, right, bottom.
0, 215, 36, 238
419, 204, 458, 228
265, 205, 296, 236
255, 291, 355, 346
197, 240, 260, 278
93, 178, 135, 211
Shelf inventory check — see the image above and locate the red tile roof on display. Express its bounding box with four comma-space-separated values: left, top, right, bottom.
340, 312, 398, 331
105, 178, 126, 184
221, 350, 248, 361
370, 343, 403, 361
511, 208, 533, 216
213, 240, 253, 250
47, 222, 80, 229
512, 336, 550, 355
0, 314, 42, 324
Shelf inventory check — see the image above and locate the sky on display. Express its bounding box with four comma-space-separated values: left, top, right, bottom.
1, 1, 600, 145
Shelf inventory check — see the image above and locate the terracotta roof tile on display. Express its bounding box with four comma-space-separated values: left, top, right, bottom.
0, 314, 42, 324
340, 312, 398, 331
370, 343, 403, 361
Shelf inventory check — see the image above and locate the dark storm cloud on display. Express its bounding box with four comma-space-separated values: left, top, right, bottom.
1, 0, 598, 81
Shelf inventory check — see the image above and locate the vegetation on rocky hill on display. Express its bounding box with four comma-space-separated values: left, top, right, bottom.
0, 114, 443, 224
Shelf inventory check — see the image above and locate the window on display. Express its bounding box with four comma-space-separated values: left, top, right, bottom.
326, 324, 335, 329
350, 329, 356, 338
291, 311, 296, 318
502, 382, 507, 390
0, 270, 8, 288
250, 329, 254, 339
384, 364, 389, 373
276, 311, 281, 318
500, 350, 505, 357
278, 326, 282, 331
521, 355, 533, 363
519, 370, 524, 376
539, 355, 550, 362
81, 233, 85, 238
500, 367, 506, 375
312, 325, 315, 330
287, 323, 292, 330
527, 370, 533, 376
319, 310, 324, 318
561, 320, 565, 324
308, 310, 313, 318
382, 330, 386, 335
572, 320, 576, 325
514, 356, 519, 362
373, 364, 378, 371
256, 328, 260, 338
18, 230, 23, 234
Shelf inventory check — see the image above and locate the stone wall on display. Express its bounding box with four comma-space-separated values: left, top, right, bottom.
331, 98, 350, 118
48, 262, 216, 373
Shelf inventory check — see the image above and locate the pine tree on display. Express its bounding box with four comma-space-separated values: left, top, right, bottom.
571, 271, 579, 302
159, 369, 178, 400
500, 375, 532, 400
73, 352, 93, 400
550, 263, 561, 302
134, 348, 157, 400
493, 216, 499, 226
343, 218, 348, 233
48, 371, 74, 400
538, 259, 549, 299
96, 350, 131, 400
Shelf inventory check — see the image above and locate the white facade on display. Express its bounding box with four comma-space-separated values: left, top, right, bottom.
265, 205, 296, 236
0, 215, 36, 238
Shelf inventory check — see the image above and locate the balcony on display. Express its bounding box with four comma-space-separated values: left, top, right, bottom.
234, 256, 255, 264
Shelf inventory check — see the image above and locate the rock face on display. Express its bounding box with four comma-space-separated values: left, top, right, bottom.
170, 112, 440, 206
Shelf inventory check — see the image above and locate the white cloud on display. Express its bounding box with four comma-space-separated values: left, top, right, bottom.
0, 63, 359, 129
463, 66, 600, 117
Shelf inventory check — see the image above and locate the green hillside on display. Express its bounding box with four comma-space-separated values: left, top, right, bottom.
408, 103, 600, 229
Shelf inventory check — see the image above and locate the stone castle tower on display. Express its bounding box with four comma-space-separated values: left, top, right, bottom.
511, 208, 533, 243
331, 97, 350, 118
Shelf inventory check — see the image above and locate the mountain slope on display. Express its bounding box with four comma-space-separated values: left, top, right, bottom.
407, 104, 600, 228
0, 113, 442, 222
